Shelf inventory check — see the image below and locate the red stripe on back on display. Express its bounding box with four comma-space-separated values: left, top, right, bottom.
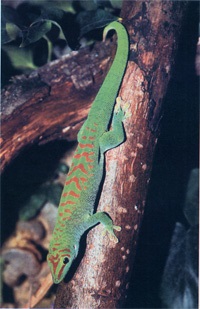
74, 152, 94, 163
79, 143, 94, 149
68, 163, 88, 176
65, 176, 82, 190
80, 177, 87, 182
60, 200, 76, 207
64, 209, 72, 213
62, 190, 80, 198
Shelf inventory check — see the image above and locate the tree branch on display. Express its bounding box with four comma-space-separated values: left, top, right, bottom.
1, 41, 115, 172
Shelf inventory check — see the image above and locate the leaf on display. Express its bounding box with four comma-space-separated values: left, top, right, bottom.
20, 20, 52, 47
6, 23, 21, 41
20, 6, 68, 47
76, 8, 117, 38
1, 5, 22, 44
2, 44, 38, 70
2, 24, 13, 44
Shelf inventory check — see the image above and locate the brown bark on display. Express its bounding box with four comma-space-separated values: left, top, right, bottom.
1, 1, 188, 308
1, 42, 115, 172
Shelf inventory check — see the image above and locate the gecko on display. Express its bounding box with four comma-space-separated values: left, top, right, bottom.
47, 20, 129, 284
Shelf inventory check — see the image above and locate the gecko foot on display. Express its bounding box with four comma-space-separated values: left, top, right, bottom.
115, 97, 131, 120
102, 224, 121, 243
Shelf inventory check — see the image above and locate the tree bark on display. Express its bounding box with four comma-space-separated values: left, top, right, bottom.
1, 42, 115, 172
1, 1, 188, 308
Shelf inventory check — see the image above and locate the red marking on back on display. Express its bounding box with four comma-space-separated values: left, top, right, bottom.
59, 213, 64, 217
82, 136, 87, 140
68, 163, 88, 176
80, 177, 87, 182
74, 152, 94, 163
91, 129, 96, 132
89, 136, 95, 141
88, 164, 94, 169
62, 190, 80, 198
65, 176, 82, 191
62, 217, 71, 221
79, 143, 94, 149
60, 200, 76, 207
93, 122, 98, 126
64, 209, 72, 213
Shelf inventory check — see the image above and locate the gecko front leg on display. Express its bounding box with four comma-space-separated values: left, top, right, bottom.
99, 97, 130, 154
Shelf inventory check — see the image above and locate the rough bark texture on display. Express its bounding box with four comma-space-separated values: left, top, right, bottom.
1, 1, 188, 308
1, 42, 115, 172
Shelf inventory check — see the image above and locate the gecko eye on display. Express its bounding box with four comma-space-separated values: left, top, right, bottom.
63, 257, 70, 264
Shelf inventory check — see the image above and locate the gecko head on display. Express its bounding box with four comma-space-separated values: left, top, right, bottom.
47, 244, 79, 284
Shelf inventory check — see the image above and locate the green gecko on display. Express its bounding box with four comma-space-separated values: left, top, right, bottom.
47, 20, 129, 284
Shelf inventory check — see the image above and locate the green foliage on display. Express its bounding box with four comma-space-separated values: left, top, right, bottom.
2, 0, 121, 85
2, 44, 38, 70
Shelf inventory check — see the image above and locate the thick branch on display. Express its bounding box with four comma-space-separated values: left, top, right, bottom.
1, 42, 115, 172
